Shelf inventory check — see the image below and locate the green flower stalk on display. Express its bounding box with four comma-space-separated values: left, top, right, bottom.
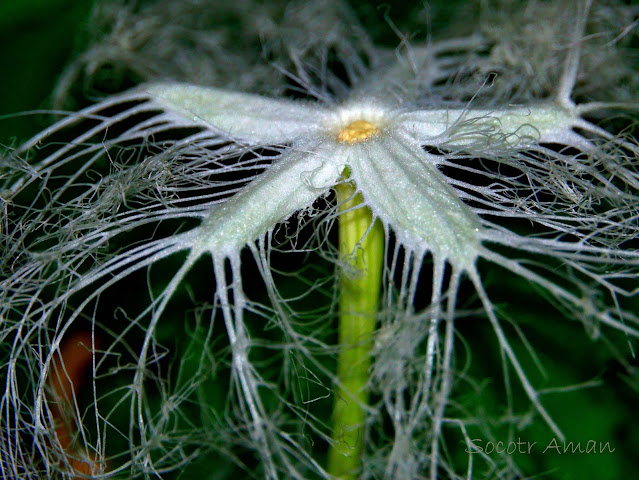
1, 0, 638, 478
329, 177, 384, 478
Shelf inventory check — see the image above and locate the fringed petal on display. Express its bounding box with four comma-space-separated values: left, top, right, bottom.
398, 104, 581, 149
347, 133, 481, 267
143, 82, 328, 144
195, 141, 344, 256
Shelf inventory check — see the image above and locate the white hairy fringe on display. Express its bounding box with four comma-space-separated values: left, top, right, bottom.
1, 0, 638, 479
52, 0, 374, 108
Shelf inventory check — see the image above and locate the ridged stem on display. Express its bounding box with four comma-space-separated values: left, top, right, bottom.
327, 177, 384, 479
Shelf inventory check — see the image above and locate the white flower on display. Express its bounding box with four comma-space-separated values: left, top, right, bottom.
140, 78, 639, 465
144, 82, 584, 263
1, 1, 638, 479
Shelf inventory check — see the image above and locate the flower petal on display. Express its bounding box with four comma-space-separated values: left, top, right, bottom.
144, 82, 327, 144
399, 104, 579, 148
194, 141, 344, 256
347, 133, 481, 267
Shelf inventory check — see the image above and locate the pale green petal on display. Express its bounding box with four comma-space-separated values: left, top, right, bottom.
347, 133, 481, 267
194, 141, 344, 256
398, 104, 580, 148
144, 82, 327, 144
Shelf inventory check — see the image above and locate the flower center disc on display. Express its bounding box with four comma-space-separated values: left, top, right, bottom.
337, 120, 379, 144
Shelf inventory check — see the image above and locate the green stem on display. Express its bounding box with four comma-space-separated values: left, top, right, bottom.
327, 178, 384, 479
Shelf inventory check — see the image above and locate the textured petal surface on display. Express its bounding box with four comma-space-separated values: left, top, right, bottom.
144, 82, 327, 144
195, 141, 344, 256
347, 132, 481, 266
399, 104, 578, 147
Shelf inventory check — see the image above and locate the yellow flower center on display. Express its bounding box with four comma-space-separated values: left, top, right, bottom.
337, 120, 379, 144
